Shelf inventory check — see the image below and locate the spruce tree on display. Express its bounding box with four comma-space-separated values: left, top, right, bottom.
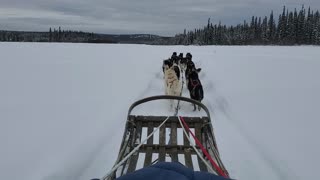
287, 11, 295, 44
58, 27, 62, 42
297, 6, 306, 44
293, 8, 299, 43
257, 17, 262, 43
250, 16, 255, 43
278, 6, 288, 44
268, 11, 276, 43
49, 28, 52, 42
262, 16, 268, 44
315, 11, 320, 44
277, 14, 282, 43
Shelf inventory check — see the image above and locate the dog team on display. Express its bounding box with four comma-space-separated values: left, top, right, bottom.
162, 52, 203, 111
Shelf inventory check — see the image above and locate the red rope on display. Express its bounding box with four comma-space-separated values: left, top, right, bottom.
190, 79, 199, 88
179, 116, 229, 178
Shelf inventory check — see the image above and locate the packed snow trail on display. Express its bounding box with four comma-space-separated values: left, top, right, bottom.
0, 43, 319, 180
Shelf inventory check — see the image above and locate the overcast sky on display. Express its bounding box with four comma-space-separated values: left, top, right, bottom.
1, 0, 320, 36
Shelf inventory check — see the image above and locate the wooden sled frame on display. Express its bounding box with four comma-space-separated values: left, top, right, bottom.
108, 95, 228, 179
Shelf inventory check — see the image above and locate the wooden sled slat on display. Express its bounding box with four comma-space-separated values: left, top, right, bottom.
170, 122, 178, 162
195, 123, 207, 172
137, 144, 195, 154
127, 121, 142, 173
144, 122, 154, 167
132, 115, 208, 128
184, 149, 193, 169
158, 124, 166, 162
183, 131, 193, 169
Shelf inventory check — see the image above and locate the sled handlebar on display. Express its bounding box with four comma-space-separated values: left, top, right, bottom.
127, 95, 212, 122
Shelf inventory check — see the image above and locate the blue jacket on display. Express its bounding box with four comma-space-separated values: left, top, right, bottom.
116, 162, 231, 180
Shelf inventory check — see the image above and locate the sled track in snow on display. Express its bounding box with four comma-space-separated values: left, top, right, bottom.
202, 78, 295, 180
223, 112, 294, 180
195, 62, 296, 180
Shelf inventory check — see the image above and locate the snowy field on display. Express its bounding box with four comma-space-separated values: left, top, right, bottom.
0, 42, 319, 180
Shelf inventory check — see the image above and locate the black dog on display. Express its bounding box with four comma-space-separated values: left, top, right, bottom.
187, 69, 204, 111
185, 60, 201, 83
171, 52, 180, 65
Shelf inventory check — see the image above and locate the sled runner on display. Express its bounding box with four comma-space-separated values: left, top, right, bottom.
105, 95, 229, 180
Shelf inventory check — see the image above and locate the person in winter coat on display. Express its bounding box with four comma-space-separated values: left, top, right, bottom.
115, 162, 231, 180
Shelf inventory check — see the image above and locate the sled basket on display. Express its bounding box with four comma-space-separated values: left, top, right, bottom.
107, 95, 228, 179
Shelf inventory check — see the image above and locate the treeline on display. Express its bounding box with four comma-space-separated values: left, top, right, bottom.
48, 27, 116, 43
0, 27, 116, 43
171, 6, 320, 45
0, 27, 168, 44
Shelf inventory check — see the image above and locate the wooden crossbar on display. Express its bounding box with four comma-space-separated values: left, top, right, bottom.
125, 115, 212, 173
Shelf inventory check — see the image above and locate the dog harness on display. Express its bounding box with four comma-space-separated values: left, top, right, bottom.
190, 80, 200, 96
190, 79, 200, 88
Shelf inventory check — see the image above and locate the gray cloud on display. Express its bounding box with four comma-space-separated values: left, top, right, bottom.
0, 0, 320, 36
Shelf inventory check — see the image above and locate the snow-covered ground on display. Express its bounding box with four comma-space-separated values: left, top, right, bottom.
0, 42, 319, 180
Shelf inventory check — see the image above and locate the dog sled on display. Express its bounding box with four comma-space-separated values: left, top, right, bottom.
102, 95, 229, 180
